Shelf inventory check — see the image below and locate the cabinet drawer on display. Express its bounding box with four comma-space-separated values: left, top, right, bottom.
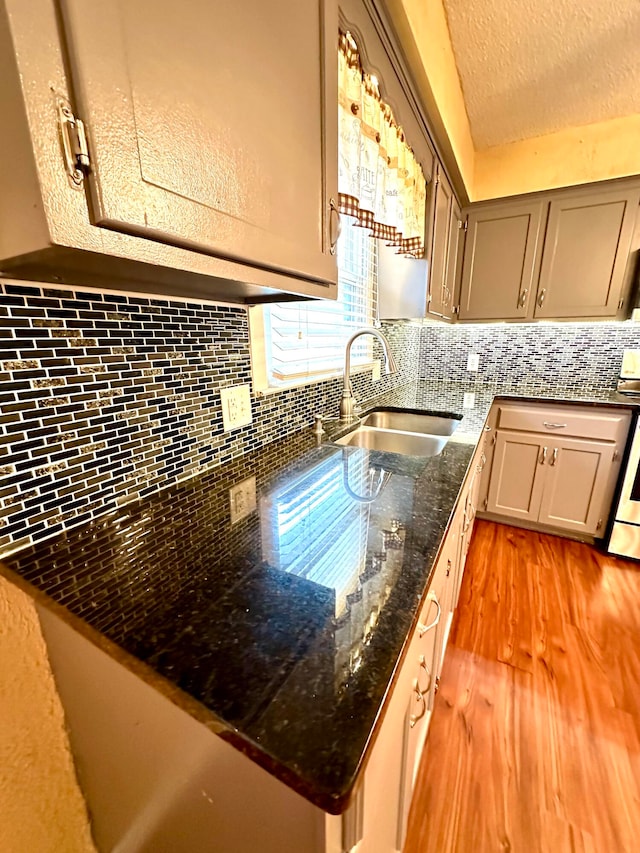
496, 404, 627, 442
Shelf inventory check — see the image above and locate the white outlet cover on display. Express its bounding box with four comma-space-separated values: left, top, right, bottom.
229, 476, 257, 524
463, 392, 475, 409
467, 353, 480, 372
220, 384, 252, 431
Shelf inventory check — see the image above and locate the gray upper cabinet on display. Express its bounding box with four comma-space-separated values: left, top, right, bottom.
0, 0, 338, 303
534, 188, 640, 318
426, 166, 454, 320
459, 201, 544, 321
445, 197, 463, 318
458, 183, 640, 322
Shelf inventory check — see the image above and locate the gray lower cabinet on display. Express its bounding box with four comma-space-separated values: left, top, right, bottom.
458, 200, 544, 320
484, 403, 631, 537
458, 184, 640, 322
487, 431, 547, 522
0, 0, 339, 302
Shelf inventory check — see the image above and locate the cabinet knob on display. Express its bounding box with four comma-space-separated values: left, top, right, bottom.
537, 288, 546, 308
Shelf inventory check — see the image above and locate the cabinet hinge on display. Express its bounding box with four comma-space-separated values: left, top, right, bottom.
596, 518, 603, 531
483, 496, 488, 510
57, 96, 90, 187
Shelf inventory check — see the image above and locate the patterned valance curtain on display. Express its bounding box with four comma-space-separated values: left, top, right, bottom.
338, 30, 427, 258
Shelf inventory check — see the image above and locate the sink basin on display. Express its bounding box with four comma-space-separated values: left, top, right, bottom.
334, 408, 461, 457
360, 409, 460, 436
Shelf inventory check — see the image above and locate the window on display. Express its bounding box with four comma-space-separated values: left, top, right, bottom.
251, 215, 378, 391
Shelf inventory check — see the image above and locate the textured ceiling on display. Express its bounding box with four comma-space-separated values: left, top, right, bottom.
442, 0, 640, 149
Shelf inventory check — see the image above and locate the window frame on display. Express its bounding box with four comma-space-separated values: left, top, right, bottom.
250, 216, 380, 395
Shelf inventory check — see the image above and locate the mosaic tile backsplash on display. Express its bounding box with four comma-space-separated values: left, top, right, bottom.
419, 322, 640, 391
4, 277, 640, 556
0, 281, 419, 555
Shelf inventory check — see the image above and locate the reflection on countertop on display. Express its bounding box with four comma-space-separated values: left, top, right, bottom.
2, 391, 474, 812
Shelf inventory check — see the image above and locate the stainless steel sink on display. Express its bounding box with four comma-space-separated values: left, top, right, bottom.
360, 410, 460, 436
334, 408, 461, 457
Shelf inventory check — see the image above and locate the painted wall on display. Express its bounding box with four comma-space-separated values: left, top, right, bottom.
386, 2, 640, 200
474, 115, 640, 201
0, 575, 95, 852
383, 0, 475, 199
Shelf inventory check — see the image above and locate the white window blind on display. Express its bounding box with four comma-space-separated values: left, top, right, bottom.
264, 215, 377, 385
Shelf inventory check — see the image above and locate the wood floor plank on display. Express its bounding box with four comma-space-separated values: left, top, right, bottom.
404, 521, 640, 853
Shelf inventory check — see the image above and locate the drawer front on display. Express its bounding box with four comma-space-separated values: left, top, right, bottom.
496, 404, 628, 442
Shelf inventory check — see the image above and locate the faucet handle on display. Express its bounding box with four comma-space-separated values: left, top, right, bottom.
312, 414, 325, 436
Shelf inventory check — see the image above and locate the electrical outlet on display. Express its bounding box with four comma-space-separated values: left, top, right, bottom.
372, 359, 381, 381
463, 392, 475, 409
467, 353, 480, 372
229, 476, 256, 524
220, 384, 252, 431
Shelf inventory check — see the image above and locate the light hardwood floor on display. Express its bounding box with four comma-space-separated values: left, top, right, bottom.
404, 521, 640, 853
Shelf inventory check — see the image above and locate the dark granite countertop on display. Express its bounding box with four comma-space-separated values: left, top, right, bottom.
1, 380, 636, 813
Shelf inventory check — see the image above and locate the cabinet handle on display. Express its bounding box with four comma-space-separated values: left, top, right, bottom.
329, 198, 342, 255
540, 446, 548, 464
550, 447, 558, 466
518, 289, 528, 308
409, 680, 427, 728
543, 422, 567, 430
417, 654, 432, 696
445, 558, 452, 577
537, 288, 546, 308
417, 592, 441, 636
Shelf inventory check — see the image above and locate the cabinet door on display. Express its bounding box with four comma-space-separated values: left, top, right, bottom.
431, 517, 459, 678
396, 593, 440, 850
426, 167, 454, 319
486, 431, 546, 522
459, 200, 544, 320
396, 564, 448, 849
360, 654, 409, 853
537, 438, 618, 535
535, 189, 640, 318
58, 0, 337, 289
444, 198, 463, 319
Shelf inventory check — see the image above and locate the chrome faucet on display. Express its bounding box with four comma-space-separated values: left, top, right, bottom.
340, 327, 399, 420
